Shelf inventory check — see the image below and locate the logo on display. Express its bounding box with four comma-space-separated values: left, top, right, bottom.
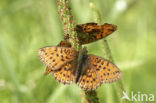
122, 91, 154, 102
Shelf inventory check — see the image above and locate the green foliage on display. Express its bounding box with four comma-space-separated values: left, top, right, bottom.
0, 0, 156, 103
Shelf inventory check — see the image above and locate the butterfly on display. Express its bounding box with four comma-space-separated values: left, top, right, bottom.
75, 22, 117, 45
38, 44, 122, 91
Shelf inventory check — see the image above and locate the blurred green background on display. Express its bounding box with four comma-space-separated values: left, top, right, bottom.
0, 0, 156, 103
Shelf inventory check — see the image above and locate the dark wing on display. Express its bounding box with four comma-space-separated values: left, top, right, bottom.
75, 23, 117, 44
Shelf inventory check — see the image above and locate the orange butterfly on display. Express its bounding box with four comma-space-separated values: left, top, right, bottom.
75, 22, 117, 44
38, 45, 121, 91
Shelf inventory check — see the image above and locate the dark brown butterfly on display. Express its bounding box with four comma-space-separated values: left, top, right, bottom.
75, 22, 117, 44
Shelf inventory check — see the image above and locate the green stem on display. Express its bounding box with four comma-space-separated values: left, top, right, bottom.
102, 40, 128, 103
56, 0, 99, 103
102, 40, 113, 61
90, 2, 128, 103
56, 0, 79, 50
82, 91, 99, 103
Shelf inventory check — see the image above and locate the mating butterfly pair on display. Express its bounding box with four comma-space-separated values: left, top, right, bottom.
38, 23, 121, 91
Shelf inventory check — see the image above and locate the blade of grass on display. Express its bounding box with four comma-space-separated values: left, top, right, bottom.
89, 2, 128, 103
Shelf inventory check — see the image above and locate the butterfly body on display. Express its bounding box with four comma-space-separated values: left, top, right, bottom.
75, 47, 88, 83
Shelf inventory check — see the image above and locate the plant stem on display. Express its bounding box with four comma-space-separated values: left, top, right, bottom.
56, 0, 79, 50
56, 0, 99, 103
82, 91, 99, 103
90, 2, 128, 103
102, 40, 128, 103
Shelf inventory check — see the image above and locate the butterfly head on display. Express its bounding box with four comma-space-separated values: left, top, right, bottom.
77, 47, 88, 65
75, 25, 82, 33
79, 47, 88, 55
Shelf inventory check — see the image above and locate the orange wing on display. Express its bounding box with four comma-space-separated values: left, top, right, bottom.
51, 61, 76, 84
87, 55, 122, 83
38, 47, 77, 70
76, 49, 101, 91
77, 54, 121, 91
76, 66, 101, 91
76, 23, 98, 33
75, 22, 117, 44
